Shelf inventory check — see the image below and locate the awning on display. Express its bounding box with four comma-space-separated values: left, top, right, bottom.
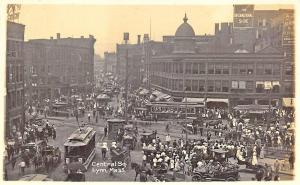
206, 98, 229, 104
182, 97, 204, 103
139, 89, 149, 95
282, 98, 295, 107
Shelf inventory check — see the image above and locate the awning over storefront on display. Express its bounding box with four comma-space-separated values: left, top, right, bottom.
282, 98, 295, 108
139, 88, 149, 95
182, 97, 205, 103
206, 98, 229, 104
234, 104, 274, 113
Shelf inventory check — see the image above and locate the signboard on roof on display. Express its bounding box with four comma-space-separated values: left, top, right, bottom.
233, 5, 254, 28
282, 11, 294, 46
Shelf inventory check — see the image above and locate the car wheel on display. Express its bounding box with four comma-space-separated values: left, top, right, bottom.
192, 175, 202, 181
226, 177, 235, 181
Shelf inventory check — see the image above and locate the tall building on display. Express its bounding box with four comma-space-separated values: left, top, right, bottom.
24, 33, 96, 102
104, 52, 117, 74
149, 13, 294, 109
6, 21, 25, 138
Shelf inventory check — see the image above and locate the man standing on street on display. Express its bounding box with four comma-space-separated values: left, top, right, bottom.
104, 125, 108, 137
88, 113, 91, 123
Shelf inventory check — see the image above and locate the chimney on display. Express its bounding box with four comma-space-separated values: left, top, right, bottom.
50, 36, 53, 40
143, 34, 149, 42
56, 33, 60, 39
215, 23, 219, 35
137, 35, 141, 45
221, 22, 228, 32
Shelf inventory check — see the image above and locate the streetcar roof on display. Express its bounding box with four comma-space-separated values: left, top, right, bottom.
65, 127, 96, 145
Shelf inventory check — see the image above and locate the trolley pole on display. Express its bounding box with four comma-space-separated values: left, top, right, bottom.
124, 33, 129, 124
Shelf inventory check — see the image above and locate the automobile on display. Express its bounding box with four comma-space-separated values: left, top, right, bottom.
140, 132, 157, 145
18, 174, 53, 181
192, 168, 239, 181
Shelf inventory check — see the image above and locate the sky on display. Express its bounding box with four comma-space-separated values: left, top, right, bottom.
18, 4, 294, 56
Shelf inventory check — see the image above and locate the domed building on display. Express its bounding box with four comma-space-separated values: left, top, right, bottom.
148, 13, 286, 111
173, 14, 196, 54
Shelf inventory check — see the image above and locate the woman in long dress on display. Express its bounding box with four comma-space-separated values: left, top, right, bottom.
252, 151, 258, 166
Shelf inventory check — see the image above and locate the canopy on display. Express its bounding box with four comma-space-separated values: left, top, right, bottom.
206, 98, 229, 104
282, 97, 295, 108
234, 104, 274, 113
139, 88, 149, 95
182, 97, 204, 103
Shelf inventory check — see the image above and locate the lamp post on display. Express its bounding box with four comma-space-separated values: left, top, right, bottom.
124, 32, 129, 124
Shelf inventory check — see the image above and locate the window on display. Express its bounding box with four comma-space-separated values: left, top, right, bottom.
232, 64, 238, 74
185, 63, 192, 74
246, 81, 254, 89
199, 63, 206, 74
264, 64, 272, 75
256, 82, 264, 93
192, 80, 198, 91
222, 80, 229, 92
239, 81, 246, 89
272, 81, 280, 93
208, 64, 214, 74
247, 64, 254, 75
239, 64, 247, 75
273, 64, 280, 75
215, 64, 222, 74
232, 81, 238, 89
215, 80, 221, 92
185, 80, 191, 91
179, 63, 183, 73
256, 64, 264, 75
179, 80, 183, 91
284, 82, 292, 93
199, 80, 205, 92
285, 64, 293, 75
223, 64, 229, 74
192, 63, 198, 74
207, 80, 214, 92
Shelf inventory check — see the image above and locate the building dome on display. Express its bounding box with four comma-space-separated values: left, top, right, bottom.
173, 13, 196, 54
175, 14, 195, 37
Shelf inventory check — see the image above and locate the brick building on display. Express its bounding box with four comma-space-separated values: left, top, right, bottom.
6, 21, 25, 137
24, 33, 96, 102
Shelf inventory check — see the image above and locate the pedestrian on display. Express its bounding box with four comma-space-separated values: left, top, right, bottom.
88, 113, 91, 123
165, 134, 171, 146
11, 156, 17, 170
102, 142, 108, 160
96, 113, 98, 123
274, 159, 280, 177
104, 125, 108, 137
289, 151, 295, 170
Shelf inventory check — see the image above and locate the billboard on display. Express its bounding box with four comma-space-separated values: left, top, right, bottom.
233, 5, 254, 28
282, 11, 294, 46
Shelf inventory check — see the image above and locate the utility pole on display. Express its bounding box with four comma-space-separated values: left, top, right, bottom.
124, 33, 129, 124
